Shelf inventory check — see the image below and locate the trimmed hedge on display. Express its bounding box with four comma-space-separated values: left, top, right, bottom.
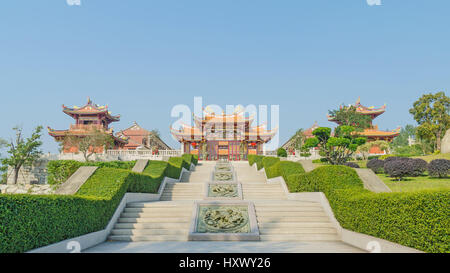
0, 166, 161, 253
428, 159, 450, 178
262, 157, 280, 171
0, 158, 172, 253
286, 165, 450, 253
266, 161, 305, 181
367, 158, 385, 174
165, 156, 191, 179
47, 160, 136, 186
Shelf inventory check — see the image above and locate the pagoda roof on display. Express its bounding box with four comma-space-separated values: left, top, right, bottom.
194, 109, 255, 125
328, 97, 386, 122
62, 97, 120, 122
117, 121, 152, 136
359, 126, 401, 138
170, 123, 277, 143
47, 126, 128, 144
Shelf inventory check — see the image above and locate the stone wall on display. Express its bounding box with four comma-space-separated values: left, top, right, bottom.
0, 184, 54, 195
442, 129, 450, 154
6, 159, 49, 185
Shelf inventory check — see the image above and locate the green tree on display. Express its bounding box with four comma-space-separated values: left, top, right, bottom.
277, 147, 287, 157
1, 126, 43, 184
328, 105, 373, 131
61, 128, 114, 161
409, 92, 450, 151
391, 125, 417, 148
304, 126, 366, 165
292, 129, 306, 150
0, 138, 7, 184
150, 129, 161, 138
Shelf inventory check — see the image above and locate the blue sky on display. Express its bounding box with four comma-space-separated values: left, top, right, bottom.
0, 0, 449, 153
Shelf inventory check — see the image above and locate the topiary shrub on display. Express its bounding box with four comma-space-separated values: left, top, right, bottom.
248, 155, 264, 170
344, 162, 360, 168
410, 158, 428, 177
247, 155, 256, 166
262, 157, 280, 170
384, 158, 416, 180
428, 159, 450, 178
266, 161, 305, 180
277, 148, 287, 157
366, 158, 385, 174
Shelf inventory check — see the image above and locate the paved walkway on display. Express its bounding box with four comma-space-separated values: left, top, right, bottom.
131, 159, 148, 173
84, 241, 364, 253
298, 160, 316, 172
55, 166, 98, 195
355, 169, 391, 193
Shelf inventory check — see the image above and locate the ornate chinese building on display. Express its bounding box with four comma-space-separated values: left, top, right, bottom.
170, 108, 277, 160
281, 122, 320, 155
328, 98, 400, 154
48, 98, 128, 153
116, 122, 172, 151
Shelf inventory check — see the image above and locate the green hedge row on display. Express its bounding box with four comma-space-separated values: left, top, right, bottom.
262, 157, 280, 171
0, 166, 160, 253
286, 165, 449, 253
248, 155, 265, 170
181, 154, 199, 167
266, 161, 305, 181
47, 160, 136, 186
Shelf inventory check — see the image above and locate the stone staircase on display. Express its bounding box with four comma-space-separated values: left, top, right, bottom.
241, 183, 287, 200
160, 183, 203, 201
253, 200, 339, 241
109, 161, 340, 245
109, 201, 193, 242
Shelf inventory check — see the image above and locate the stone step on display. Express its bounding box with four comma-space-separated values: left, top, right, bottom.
121, 212, 192, 218
260, 234, 340, 241
160, 197, 203, 201
111, 229, 188, 236
108, 235, 188, 242
259, 222, 335, 228
123, 207, 192, 213
165, 184, 204, 187
256, 211, 326, 217
244, 196, 287, 200
160, 195, 202, 198
161, 193, 203, 196
118, 217, 190, 223
115, 223, 190, 229
255, 206, 323, 212
253, 201, 320, 206
259, 228, 337, 234
127, 202, 193, 208
257, 216, 330, 223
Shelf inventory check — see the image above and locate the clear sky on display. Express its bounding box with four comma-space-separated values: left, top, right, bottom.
0, 0, 449, 153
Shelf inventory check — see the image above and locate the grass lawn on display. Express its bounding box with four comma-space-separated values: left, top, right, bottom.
377, 173, 450, 192
411, 153, 450, 162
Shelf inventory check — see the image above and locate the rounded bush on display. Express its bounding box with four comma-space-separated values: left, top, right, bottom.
367, 159, 385, 173
277, 148, 287, 157
384, 158, 415, 180
383, 158, 428, 180
428, 159, 450, 178
384, 156, 408, 163
344, 162, 360, 168
410, 158, 428, 177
